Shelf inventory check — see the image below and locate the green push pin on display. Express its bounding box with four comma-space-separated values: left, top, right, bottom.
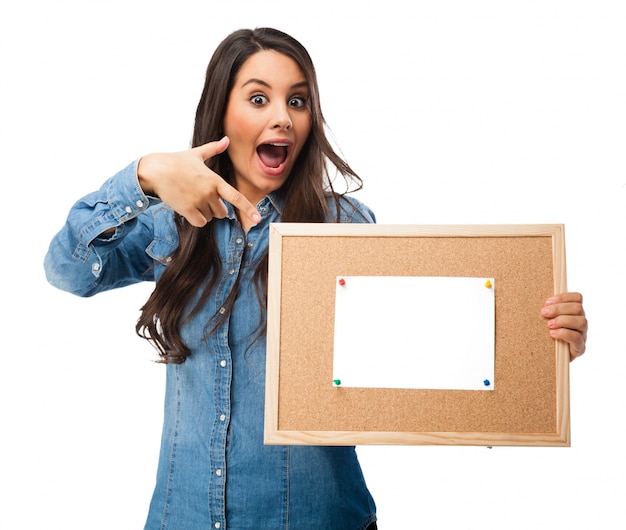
333, 379, 341, 386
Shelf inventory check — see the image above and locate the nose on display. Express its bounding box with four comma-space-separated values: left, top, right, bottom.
271, 104, 292, 130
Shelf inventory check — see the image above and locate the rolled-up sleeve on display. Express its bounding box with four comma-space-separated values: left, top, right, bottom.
44, 160, 161, 297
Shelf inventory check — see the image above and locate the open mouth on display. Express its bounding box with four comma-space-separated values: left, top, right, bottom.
257, 142, 289, 169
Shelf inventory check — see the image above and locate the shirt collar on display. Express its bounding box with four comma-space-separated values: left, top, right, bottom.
266, 192, 285, 215
225, 192, 284, 219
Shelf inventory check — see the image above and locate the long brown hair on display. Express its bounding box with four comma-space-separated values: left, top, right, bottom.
136, 28, 363, 363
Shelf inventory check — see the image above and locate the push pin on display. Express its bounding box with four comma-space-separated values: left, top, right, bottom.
484, 280, 492, 289
338, 278, 346, 286
483, 379, 491, 387
333, 379, 342, 386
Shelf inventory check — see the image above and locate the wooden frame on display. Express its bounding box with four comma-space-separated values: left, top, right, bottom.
264, 224, 569, 446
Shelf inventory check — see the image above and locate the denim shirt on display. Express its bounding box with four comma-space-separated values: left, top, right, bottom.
44, 161, 378, 530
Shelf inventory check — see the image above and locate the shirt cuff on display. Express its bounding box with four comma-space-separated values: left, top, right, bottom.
106, 159, 151, 223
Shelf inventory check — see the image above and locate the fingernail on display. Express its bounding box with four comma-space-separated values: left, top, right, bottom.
541, 307, 550, 316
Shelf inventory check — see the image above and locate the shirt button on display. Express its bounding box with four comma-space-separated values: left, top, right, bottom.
218, 307, 226, 315
220, 360, 227, 367
219, 414, 226, 422
216, 469, 222, 477
247, 242, 254, 248
215, 523, 221, 529
228, 269, 235, 275
235, 237, 243, 244
92, 263, 100, 271
136, 200, 144, 208
125, 205, 132, 213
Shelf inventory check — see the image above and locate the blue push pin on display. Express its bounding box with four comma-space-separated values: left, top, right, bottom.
483, 379, 491, 387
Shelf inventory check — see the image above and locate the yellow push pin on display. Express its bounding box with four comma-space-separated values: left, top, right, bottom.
484, 280, 492, 289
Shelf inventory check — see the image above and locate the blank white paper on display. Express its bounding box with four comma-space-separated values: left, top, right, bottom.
332, 276, 495, 390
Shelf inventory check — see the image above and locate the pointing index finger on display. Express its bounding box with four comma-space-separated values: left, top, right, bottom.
217, 181, 261, 225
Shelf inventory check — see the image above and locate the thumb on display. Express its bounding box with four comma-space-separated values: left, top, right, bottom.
193, 136, 230, 161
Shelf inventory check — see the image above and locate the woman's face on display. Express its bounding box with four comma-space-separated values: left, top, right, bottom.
223, 50, 312, 206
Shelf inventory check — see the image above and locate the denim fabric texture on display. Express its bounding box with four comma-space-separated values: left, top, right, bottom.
45, 161, 378, 530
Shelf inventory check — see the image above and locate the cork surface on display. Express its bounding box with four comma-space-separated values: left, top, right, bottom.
275, 234, 557, 435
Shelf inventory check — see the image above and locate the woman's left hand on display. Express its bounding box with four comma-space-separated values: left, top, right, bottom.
541, 292, 588, 361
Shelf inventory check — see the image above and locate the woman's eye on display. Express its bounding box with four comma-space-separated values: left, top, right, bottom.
289, 96, 307, 108
250, 94, 268, 106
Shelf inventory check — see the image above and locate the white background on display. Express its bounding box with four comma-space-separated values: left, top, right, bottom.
1, 1, 624, 528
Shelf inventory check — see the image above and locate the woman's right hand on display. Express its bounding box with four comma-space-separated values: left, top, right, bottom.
137, 136, 261, 228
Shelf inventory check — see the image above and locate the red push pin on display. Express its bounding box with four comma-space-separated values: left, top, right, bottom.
338, 278, 346, 286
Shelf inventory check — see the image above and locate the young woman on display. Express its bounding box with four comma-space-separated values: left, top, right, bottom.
44, 27, 587, 529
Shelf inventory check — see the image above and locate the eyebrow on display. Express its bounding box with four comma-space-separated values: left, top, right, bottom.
241, 78, 309, 90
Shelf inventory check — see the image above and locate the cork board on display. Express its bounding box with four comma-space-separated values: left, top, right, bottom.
264, 224, 570, 447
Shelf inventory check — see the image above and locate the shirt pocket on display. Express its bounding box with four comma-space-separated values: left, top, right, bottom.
145, 204, 179, 277
146, 237, 177, 279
